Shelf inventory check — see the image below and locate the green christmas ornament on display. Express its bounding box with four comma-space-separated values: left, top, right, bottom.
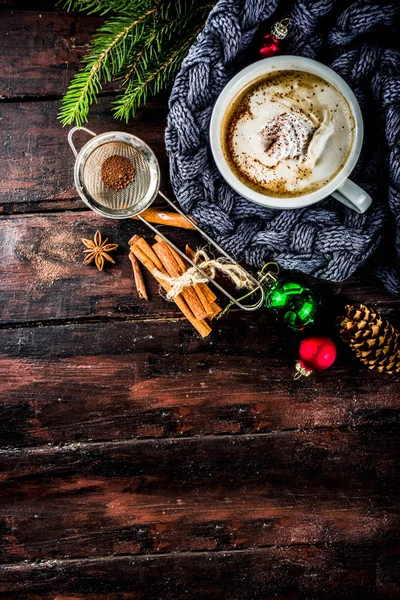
215, 261, 318, 330
265, 279, 318, 329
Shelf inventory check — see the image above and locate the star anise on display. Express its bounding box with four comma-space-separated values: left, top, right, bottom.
82, 230, 118, 271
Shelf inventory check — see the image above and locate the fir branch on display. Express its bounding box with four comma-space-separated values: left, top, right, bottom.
113, 22, 204, 122
59, 0, 214, 126
59, 0, 197, 17
120, 3, 208, 86
59, 8, 156, 126
59, 0, 144, 15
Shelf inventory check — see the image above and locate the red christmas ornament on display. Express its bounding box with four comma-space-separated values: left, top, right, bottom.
295, 336, 337, 378
259, 33, 280, 58
258, 18, 289, 59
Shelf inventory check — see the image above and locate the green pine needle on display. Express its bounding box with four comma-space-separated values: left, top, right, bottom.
60, 0, 144, 15
59, 8, 156, 126
113, 24, 203, 122
58, 0, 214, 127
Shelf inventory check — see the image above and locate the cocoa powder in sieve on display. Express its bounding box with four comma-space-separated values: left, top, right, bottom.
101, 154, 135, 190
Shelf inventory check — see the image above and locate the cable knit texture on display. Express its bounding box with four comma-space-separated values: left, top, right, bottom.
166, 0, 400, 294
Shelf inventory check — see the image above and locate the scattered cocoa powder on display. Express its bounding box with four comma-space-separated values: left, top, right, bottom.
18, 228, 80, 288
101, 154, 135, 190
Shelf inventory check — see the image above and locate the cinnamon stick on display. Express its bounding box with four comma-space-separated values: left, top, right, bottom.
185, 245, 218, 303
155, 235, 188, 273
130, 244, 211, 337
185, 245, 222, 319
129, 235, 164, 272
152, 240, 209, 321
129, 252, 148, 300
131, 208, 196, 230
208, 301, 222, 320
154, 235, 213, 317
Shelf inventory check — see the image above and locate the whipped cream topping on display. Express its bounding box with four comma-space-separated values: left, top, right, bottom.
223, 70, 354, 198
307, 108, 335, 168
259, 110, 316, 162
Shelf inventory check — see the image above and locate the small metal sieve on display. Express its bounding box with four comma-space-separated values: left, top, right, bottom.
68, 127, 264, 311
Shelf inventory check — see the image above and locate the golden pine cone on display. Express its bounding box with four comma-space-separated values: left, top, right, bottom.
338, 304, 400, 374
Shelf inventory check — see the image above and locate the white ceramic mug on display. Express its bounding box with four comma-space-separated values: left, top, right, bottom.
210, 55, 372, 213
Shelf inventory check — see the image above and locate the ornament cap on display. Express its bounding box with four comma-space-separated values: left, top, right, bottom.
294, 360, 313, 379
271, 18, 290, 41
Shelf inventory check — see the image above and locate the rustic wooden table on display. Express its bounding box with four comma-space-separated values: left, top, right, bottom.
1, 3, 399, 598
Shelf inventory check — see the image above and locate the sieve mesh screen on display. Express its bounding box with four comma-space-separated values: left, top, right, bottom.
82, 141, 151, 212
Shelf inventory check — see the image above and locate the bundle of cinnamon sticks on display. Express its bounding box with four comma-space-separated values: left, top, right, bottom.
128, 235, 221, 337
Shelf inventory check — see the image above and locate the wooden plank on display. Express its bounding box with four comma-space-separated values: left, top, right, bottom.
1, 212, 399, 325
1, 319, 400, 446
0, 428, 399, 495
1, 1, 59, 9
0, 11, 102, 99
0, 545, 396, 597
0, 471, 399, 562
0, 212, 186, 323
0, 99, 169, 211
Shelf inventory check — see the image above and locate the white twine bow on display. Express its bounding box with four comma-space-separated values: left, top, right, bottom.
156, 248, 254, 300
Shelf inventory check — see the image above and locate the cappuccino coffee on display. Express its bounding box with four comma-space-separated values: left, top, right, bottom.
222, 70, 355, 198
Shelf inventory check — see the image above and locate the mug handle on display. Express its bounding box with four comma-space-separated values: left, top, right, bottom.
331, 179, 372, 214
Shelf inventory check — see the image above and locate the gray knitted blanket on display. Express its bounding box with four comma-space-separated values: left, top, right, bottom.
165, 0, 400, 295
